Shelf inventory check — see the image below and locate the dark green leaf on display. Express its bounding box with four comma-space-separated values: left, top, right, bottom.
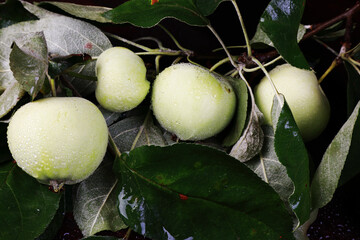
222, 77, 249, 147
36, 196, 65, 240
272, 95, 310, 226
9, 32, 48, 100
0, 0, 37, 28
345, 61, 360, 116
259, 0, 309, 69
0, 162, 62, 240
311, 101, 360, 209
73, 154, 126, 237
103, 0, 226, 27
114, 144, 295, 240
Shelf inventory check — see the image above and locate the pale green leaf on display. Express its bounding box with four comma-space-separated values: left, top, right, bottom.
311, 101, 360, 209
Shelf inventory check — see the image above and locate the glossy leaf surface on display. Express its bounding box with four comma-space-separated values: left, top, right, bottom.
259, 0, 309, 69
271, 95, 310, 226
103, 0, 226, 27
114, 144, 295, 240
0, 162, 62, 240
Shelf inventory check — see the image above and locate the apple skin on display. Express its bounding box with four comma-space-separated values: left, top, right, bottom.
7, 97, 108, 186
95, 47, 150, 112
151, 63, 236, 141
254, 64, 330, 141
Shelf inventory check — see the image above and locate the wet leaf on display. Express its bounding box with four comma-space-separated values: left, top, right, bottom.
103, 0, 226, 27
9, 32, 48, 100
38, 1, 112, 23
259, 0, 309, 69
271, 95, 310, 227
222, 77, 248, 147
0, 162, 62, 240
311, 101, 360, 209
251, 24, 306, 47
114, 144, 295, 240
73, 154, 126, 237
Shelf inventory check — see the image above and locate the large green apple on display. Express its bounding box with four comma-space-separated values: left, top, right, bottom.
254, 64, 330, 141
7, 97, 108, 190
151, 63, 236, 141
95, 47, 150, 112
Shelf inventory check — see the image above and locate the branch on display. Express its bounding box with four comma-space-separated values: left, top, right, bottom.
239, 1, 360, 68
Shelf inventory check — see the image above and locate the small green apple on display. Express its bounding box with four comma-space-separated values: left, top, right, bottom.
95, 47, 150, 112
151, 63, 236, 141
254, 63, 330, 141
7, 97, 108, 190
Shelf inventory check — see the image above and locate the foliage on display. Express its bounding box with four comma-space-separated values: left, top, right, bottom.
0, 0, 360, 239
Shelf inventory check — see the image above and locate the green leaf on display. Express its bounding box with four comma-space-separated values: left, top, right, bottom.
271, 95, 310, 227
114, 144, 295, 240
109, 113, 166, 153
259, 0, 309, 69
229, 84, 264, 162
311, 101, 360, 209
0, 162, 62, 240
0, 81, 25, 118
0, 0, 37, 28
9, 32, 48, 100
245, 125, 294, 207
38, 1, 113, 23
251, 24, 306, 47
345, 61, 360, 116
222, 77, 249, 147
73, 154, 126, 237
103, 0, 226, 27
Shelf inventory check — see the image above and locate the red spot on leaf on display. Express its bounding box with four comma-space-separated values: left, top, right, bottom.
12, 160, 16, 164
151, 0, 159, 5
85, 42, 93, 49
179, 194, 188, 200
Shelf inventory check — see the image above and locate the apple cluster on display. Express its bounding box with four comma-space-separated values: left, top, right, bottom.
7, 47, 330, 187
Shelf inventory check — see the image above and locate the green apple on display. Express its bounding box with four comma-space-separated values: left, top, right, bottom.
95, 47, 150, 112
7, 97, 108, 190
151, 63, 236, 141
254, 63, 330, 141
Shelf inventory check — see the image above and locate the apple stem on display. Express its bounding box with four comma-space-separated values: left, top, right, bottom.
49, 180, 64, 193
251, 57, 281, 100
230, 0, 252, 57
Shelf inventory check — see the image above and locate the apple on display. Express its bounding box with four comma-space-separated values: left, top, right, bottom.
151, 63, 236, 141
254, 63, 330, 141
95, 47, 150, 112
7, 97, 108, 191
